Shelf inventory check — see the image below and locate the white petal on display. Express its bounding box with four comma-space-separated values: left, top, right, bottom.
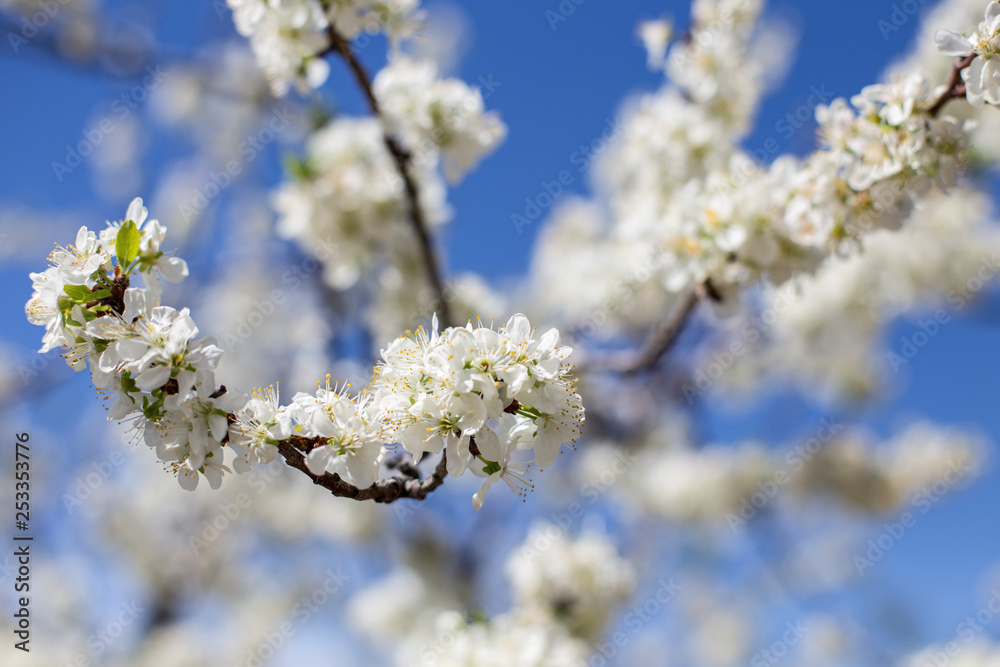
533, 432, 562, 469
203, 465, 224, 489
135, 364, 171, 391
983, 61, 1000, 105
126, 197, 147, 226
446, 434, 470, 477
472, 473, 500, 511
504, 314, 531, 342
209, 413, 229, 442
305, 447, 333, 476
963, 58, 987, 106
987, 1, 1000, 23
306, 58, 330, 88
935, 30, 970, 56
177, 468, 199, 491
474, 428, 503, 462
346, 452, 378, 488
74, 226, 90, 249
158, 257, 189, 283
122, 288, 146, 321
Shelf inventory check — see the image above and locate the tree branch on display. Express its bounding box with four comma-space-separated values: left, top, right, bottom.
319, 20, 455, 327
928, 53, 975, 117
580, 284, 703, 374
275, 437, 449, 503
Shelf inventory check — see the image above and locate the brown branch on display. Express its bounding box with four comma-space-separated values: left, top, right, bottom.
580, 284, 703, 374
275, 438, 449, 503
928, 54, 975, 117
319, 20, 455, 327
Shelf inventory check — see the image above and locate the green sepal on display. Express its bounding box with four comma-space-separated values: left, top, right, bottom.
481, 459, 501, 476
120, 372, 139, 395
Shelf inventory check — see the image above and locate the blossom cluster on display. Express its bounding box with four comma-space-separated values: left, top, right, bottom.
273, 67, 505, 294
617, 46, 968, 297
937, 0, 1000, 106
728, 187, 1000, 398
232, 0, 507, 318
273, 115, 449, 289
372, 314, 584, 509
228, 312, 585, 508
23, 199, 243, 490
26, 203, 582, 507
226, 0, 423, 96
531, 0, 985, 344
348, 526, 634, 666
505, 523, 636, 640
373, 56, 507, 183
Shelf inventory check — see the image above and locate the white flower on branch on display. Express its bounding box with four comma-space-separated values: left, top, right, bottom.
937, 0, 1000, 106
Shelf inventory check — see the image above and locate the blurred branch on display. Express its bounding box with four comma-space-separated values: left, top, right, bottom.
276, 437, 449, 503
0, 13, 167, 80
318, 18, 455, 327
581, 283, 705, 374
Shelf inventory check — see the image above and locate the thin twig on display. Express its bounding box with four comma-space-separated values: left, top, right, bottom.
319, 22, 455, 327
928, 54, 975, 117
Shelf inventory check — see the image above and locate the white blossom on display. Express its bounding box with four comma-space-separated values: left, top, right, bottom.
374, 56, 507, 182
936, 1, 1000, 106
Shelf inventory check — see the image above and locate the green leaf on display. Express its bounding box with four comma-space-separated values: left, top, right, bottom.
63, 284, 93, 302
120, 372, 138, 395
116, 219, 141, 268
